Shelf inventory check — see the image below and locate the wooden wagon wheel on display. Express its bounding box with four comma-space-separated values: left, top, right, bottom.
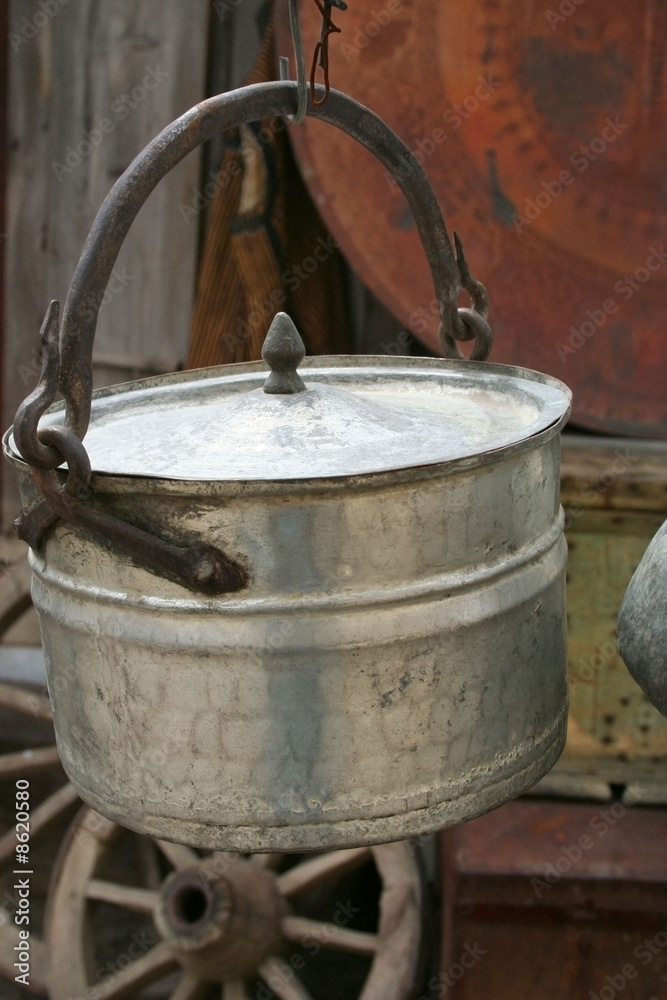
46, 807, 424, 1000
0, 681, 79, 993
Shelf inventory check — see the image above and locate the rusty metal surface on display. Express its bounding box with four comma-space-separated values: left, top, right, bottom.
277, 1, 667, 437
440, 800, 667, 999
443, 799, 667, 889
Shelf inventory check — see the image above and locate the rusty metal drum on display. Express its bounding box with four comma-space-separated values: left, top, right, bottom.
4, 82, 571, 851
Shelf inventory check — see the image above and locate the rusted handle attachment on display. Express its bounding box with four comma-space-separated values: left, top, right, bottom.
12, 303, 246, 595
17, 469, 246, 597
440, 233, 492, 361
11, 80, 491, 595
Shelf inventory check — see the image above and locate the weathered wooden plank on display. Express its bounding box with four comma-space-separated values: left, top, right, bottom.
561, 435, 667, 514
565, 507, 667, 760
558, 432, 667, 796
440, 801, 667, 999
3, 0, 209, 528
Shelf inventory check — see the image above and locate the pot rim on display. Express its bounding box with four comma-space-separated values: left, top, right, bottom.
4, 354, 572, 496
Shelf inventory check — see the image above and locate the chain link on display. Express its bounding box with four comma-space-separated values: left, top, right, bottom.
438, 233, 492, 361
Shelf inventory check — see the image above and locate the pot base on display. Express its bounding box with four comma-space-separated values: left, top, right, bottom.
63, 708, 567, 852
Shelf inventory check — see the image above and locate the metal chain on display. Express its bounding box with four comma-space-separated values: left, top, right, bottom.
12, 300, 92, 496
279, 0, 309, 124
309, 0, 347, 106
280, 0, 347, 120
438, 234, 492, 361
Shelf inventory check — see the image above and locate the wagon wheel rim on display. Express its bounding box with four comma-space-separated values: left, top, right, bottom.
0, 682, 79, 994
46, 807, 423, 1000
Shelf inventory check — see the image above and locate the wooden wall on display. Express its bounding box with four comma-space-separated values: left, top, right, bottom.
1, 0, 395, 527
2, 0, 210, 527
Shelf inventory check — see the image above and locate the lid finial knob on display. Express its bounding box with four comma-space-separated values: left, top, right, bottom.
262, 313, 308, 395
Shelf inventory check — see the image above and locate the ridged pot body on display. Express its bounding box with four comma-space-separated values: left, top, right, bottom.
12, 425, 568, 851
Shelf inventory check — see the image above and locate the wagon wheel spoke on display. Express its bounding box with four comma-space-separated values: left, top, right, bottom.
281, 915, 379, 956
82, 941, 179, 1000
0, 780, 78, 867
251, 852, 284, 870
138, 834, 164, 888
0, 680, 52, 721
276, 846, 372, 897
154, 839, 200, 871
259, 958, 315, 1000
211, 850, 235, 865
169, 970, 213, 1000
47, 810, 424, 1000
0, 591, 32, 638
0, 744, 61, 778
86, 878, 159, 914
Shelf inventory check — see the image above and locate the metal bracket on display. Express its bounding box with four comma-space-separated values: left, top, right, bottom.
16, 469, 246, 597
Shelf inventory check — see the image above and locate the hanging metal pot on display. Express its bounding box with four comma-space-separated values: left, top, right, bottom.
618, 519, 667, 717
3, 81, 571, 852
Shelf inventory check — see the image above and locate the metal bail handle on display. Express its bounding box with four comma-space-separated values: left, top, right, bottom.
11, 81, 492, 596
15, 80, 491, 468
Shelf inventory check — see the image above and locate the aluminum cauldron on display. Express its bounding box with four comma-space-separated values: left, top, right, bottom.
4, 82, 572, 852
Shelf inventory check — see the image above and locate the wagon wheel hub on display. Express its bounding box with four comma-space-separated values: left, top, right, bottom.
154, 859, 286, 982
46, 810, 425, 999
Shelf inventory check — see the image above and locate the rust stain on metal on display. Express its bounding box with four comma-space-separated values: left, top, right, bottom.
276, 0, 667, 437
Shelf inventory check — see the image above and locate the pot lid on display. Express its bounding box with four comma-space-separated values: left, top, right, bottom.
18, 314, 571, 482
